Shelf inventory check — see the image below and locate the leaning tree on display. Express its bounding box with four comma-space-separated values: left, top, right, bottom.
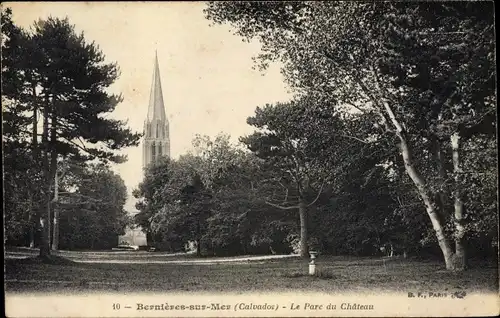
205, 1, 496, 270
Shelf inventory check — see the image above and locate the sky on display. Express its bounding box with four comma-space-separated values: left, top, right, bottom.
7, 2, 293, 212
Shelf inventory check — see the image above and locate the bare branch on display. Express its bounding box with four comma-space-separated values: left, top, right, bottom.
282, 186, 289, 203
77, 137, 87, 150
67, 139, 88, 152
265, 201, 300, 210
343, 102, 366, 113
397, 195, 403, 207
338, 134, 371, 144
306, 180, 326, 207
370, 65, 405, 134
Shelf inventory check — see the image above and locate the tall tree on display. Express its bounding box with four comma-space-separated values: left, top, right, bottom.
240, 98, 377, 257
2, 9, 141, 257
377, 2, 496, 269
205, 1, 496, 270
2, 7, 45, 248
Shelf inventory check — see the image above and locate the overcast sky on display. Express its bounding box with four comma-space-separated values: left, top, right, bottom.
8, 2, 293, 212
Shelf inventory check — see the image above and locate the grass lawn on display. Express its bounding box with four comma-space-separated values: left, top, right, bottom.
5, 253, 498, 294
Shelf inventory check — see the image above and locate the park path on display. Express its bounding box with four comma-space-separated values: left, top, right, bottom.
5, 248, 299, 264
72, 254, 298, 264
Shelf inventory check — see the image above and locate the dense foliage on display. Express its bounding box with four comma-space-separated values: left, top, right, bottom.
2, 7, 139, 254
57, 164, 129, 250
203, 1, 497, 269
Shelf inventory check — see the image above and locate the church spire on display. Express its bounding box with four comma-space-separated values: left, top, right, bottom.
146, 51, 167, 122
142, 52, 170, 168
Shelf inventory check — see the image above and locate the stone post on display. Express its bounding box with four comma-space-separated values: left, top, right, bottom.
309, 251, 318, 275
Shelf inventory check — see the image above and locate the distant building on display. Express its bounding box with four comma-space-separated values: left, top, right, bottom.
118, 52, 170, 247
118, 226, 147, 247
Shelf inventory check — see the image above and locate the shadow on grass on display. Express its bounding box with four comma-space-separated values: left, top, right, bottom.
5, 254, 497, 294
279, 269, 339, 280
5, 255, 82, 277
5, 255, 76, 266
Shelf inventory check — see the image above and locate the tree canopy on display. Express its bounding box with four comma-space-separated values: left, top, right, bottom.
2, 7, 140, 256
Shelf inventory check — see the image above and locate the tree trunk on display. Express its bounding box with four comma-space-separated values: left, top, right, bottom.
451, 132, 466, 270
196, 240, 201, 257
39, 192, 52, 258
49, 96, 58, 250
39, 96, 51, 258
47, 204, 52, 249
51, 208, 60, 250
431, 134, 449, 218
29, 81, 39, 249
28, 217, 36, 248
51, 172, 60, 251
27, 189, 36, 248
397, 132, 457, 270
196, 220, 202, 257
298, 199, 309, 258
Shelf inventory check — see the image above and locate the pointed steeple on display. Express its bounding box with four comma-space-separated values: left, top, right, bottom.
143, 51, 171, 168
146, 51, 167, 122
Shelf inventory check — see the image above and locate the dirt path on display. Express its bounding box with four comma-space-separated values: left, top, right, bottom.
5, 248, 299, 264
73, 254, 299, 264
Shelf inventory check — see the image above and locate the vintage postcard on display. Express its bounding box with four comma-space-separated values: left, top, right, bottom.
3, 1, 498, 317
